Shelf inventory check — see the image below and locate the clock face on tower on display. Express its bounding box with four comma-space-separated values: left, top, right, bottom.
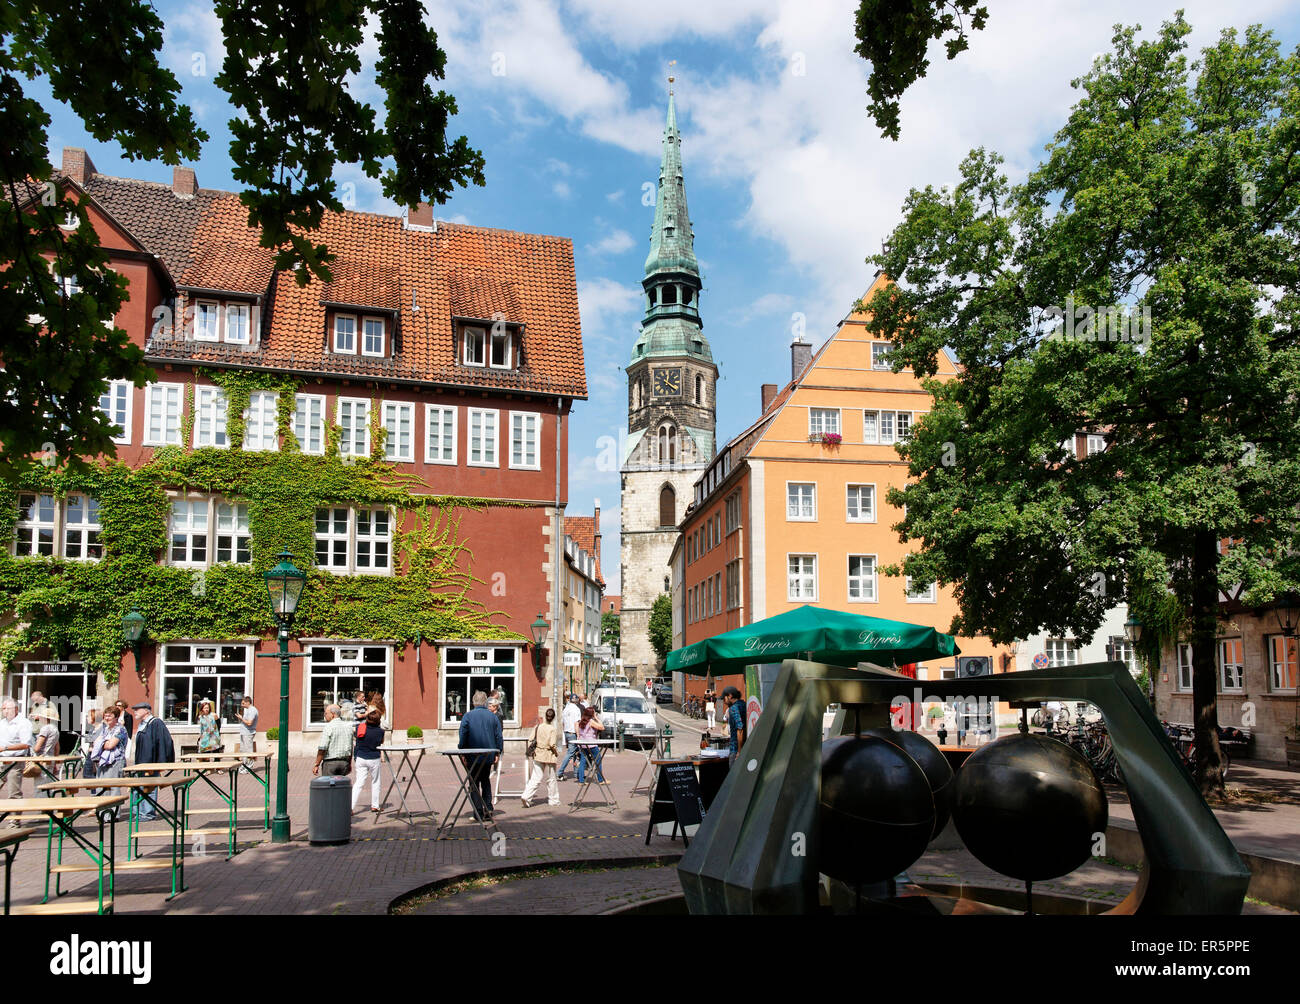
653, 367, 682, 396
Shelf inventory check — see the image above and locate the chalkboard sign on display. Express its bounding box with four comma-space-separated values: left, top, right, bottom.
646, 760, 706, 847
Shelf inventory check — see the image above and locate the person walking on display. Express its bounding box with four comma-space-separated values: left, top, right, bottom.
721, 686, 746, 765
0, 698, 33, 824
130, 702, 174, 821
457, 691, 502, 822
555, 693, 583, 781
575, 705, 606, 784
520, 708, 560, 807
196, 699, 222, 753
705, 693, 716, 730
313, 704, 353, 777
235, 695, 259, 753
351, 705, 385, 814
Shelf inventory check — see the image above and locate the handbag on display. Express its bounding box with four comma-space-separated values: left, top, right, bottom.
22, 761, 42, 778
526, 725, 539, 758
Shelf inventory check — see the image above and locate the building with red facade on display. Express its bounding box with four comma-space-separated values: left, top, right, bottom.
4, 148, 585, 750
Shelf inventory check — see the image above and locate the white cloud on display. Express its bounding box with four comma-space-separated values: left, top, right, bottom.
586, 228, 635, 256
578, 276, 642, 342
605, 189, 625, 202
553, 180, 573, 199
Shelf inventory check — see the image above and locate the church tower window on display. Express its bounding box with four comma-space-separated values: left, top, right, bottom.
659, 485, 676, 528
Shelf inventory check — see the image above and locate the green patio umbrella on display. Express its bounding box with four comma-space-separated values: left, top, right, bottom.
667, 605, 960, 676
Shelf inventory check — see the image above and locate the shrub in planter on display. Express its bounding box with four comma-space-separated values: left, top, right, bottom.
407, 725, 424, 739
266, 727, 280, 742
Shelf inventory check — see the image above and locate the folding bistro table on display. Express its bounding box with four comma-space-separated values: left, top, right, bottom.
492, 736, 532, 801
569, 739, 617, 813
0, 794, 127, 914
437, 748, 499, 837
39, 776, 189, 899
377, 743, 436, 825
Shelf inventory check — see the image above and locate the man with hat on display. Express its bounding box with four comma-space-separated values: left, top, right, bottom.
129, 702, 174, 821
0, 697, 32, 824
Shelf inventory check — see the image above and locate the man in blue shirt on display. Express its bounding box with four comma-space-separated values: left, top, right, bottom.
721, 686, 746, 765
458, 691, 503, 821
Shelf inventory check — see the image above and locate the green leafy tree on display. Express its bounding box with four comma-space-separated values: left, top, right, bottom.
0, 0, 484, 475
648, 593, 673, 665
601, 609, 620, 656
854, 0, 989, 140
866, 15, 1300, 793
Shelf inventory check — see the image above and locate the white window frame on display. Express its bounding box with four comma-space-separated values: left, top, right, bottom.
313, 506, 393, 576
99, 379, 132, 445
194, 300, 220, 342
846, 483, 876, 522
871, 342, 892, 370
787, 553, 818, 602
1047, 637, 1079, 669
333, 314, 357, 354
490, 330, 512, 369
169, 496, 210, 567
905, 577, 937, 603
864, 410, 900, 445
62, 493, 103, 562
786, 482, 816, 522
305, 645, 391, 728
1176, 642, 1193, 692
509, 411, 541, 470
13, 493, 56, 557
468, 408, 499, 468
896, 411, 913, 442
424, 405, 457, 465
463, 326, 487, 367
144, 382, 184, 447
243, 391, 279, 452
293, 394, 326, 456
193, 386, 229, 449
439, 645, 522, 728
809, 408, 840, 435
225, 303, 251, 345
158, 643, 252, 727
1217, 638, 1244, 692
1086, 434, 1106, 456
354, 506, 392, 575
847, 554, 877, 603
337, 397, 371, 459
382, 401, 415, 462
314, 506, 351, 573
214, 500, 252, 565
361, 316, 386, 357
1267, 634, 1298, 692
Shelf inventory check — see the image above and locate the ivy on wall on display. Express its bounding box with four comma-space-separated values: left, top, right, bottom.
0, 369, 527, 684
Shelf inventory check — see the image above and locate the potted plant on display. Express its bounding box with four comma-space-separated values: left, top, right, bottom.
406, 725, 423, 740
266, 726, 280, 742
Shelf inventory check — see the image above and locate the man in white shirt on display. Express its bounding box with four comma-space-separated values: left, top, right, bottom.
1, 698, 34, 825
236, 696, 259, 753
555, 694, 583, 781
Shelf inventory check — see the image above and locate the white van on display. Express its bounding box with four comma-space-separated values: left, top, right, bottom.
592, 686, 659, 748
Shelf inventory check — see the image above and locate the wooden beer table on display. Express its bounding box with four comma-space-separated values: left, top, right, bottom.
181, 750, 273, 829
0, 753, 83, 793
0, 794, 127, 914
125, 758, 249, 859
0, 827, 38, 914
39, 777, 189, 899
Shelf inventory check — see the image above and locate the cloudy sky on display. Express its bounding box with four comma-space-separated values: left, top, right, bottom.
39, 0, 1300, 594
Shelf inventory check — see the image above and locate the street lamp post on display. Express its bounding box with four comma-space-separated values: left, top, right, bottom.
262, 550, 306, 844
1123, 614, 1149, 707
122, 608, 146, 682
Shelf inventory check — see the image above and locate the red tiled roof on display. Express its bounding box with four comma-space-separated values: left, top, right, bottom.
60, 170, 586, 398
566, 515, 604, 587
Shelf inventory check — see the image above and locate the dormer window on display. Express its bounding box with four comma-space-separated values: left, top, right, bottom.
464, 326, 487, 366
334, 314, 356, 353
195, 301, 219, 341
225, 303, 250, 344
362, 316, 385, 357
490, 329, 511, 368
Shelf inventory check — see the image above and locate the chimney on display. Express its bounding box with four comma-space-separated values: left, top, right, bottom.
760, 383, 778, 414
791, 337, 813, 382
406, 202, 434, 230
61, 147, 97, 186
172, 165, 198, 198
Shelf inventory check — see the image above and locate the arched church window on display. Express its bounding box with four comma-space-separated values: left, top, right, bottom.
669, 426, 677, 463
659, 484, 676, 528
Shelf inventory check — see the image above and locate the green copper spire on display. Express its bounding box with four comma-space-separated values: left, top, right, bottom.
632, 87, 711, 365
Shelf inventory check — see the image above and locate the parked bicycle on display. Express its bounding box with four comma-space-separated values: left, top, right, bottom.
1162, 721, 1232, 782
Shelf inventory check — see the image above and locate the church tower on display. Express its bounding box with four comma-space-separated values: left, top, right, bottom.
619, 84, 717, 682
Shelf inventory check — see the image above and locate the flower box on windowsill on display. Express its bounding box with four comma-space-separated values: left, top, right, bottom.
808, 432, 842, 446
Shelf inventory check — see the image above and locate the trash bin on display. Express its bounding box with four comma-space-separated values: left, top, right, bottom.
309, 775, 352, 845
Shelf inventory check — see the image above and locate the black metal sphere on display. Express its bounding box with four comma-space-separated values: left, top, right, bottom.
819, 735, 935, 884
950, 734, 1108, 881
864, 728, 954, 840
